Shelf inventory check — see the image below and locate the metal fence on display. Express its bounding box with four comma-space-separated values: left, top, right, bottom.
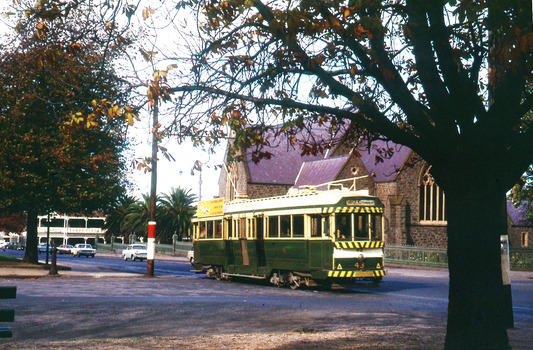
384, 244, 449, 268
384, 244, 533, 270
95, 241, 532, 271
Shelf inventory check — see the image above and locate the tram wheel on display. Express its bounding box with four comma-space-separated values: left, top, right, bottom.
270, 272, 282, 287
287, 272, 300, 290
214, 266, 223, 281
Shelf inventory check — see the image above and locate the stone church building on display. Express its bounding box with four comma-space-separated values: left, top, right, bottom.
218, 126, 533, 248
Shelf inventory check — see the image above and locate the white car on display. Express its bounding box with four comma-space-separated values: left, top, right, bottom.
57, 244, 74, 255
122, 244, 148, 261
71, 244, 96, 258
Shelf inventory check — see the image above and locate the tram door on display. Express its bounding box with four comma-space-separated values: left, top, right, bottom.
240, 218, 250, 266
225, 218, 234, 265
255, 216, 266, 267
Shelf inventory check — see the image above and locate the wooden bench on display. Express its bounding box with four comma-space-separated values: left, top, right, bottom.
0, 286, 16, 338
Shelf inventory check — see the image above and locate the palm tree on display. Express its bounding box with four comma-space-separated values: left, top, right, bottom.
159, 187, 197, 243
122, 193, 159, 242
103, 195, 137, 242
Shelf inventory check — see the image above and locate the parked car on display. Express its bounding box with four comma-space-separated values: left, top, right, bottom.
71, 244, 96, 258
122, 244, 148, 261
38, 243, 52, 253
5, 243, 24, 250
57, 244, 74, 255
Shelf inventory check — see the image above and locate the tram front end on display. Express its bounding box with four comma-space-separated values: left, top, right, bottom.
327, 240, 387, 283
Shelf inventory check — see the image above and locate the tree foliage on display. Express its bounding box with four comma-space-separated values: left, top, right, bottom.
0, 213, 26, 234
159, 187, 197, 242
121, 193, 157, 240
510, 165, 533, 218
107, 188, 196, 244
159, 1, 532, 349
0, 0, 136, 263
103, 195, 139, 241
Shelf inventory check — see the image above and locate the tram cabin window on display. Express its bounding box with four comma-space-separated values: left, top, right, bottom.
371, 215, 383, 241
335, 213, 352, 240
354, 214, 369, 240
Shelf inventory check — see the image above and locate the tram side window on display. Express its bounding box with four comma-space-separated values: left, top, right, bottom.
199, 223, 206, 239
354, 214, 369, 240
215, 220, 223, 238
247, 218, 254, 239
292, 215, 304, 237
206, 221, 214, 239
226, 219, 233, 239
268, 216, 278, 238
192, 223, 198, 240
335, 213, 352, 241
310, 216, 321, 238
234, 219, 240, 239
310, 215, 330, 238
256, 217, 264, 239
280, 215, 291, 237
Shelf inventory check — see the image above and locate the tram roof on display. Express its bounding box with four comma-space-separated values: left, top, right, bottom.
222, 189, 381, 215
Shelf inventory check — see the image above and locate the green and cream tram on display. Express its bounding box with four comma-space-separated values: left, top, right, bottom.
191, 186, 387, 288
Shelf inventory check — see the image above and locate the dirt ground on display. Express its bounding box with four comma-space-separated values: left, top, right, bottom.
2, 328, 532, 350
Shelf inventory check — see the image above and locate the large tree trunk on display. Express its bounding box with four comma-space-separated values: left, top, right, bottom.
444, 187, 511, 349
22, 208, 39, 264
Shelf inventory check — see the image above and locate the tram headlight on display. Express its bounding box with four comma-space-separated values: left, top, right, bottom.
358, 254, 365, 262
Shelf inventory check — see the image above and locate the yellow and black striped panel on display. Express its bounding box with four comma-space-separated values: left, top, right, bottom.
322, 207, 384, 214
327, 269, 387, 278
334, 241, 384, 249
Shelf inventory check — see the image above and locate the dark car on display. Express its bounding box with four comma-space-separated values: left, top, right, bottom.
37, 243, 52, 253
5, 243, 24, 250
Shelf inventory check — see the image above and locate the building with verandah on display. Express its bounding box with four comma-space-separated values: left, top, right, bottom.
37, 214, 107, 246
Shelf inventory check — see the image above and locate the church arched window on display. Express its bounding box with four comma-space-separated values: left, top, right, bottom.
419, 166, 447, 224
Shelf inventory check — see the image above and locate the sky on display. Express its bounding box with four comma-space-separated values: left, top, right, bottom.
127, 120, 225, 202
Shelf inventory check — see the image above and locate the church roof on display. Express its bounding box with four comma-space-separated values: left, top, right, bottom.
294, 155, 350, 189
245, 127, 340, 185
245, 131, 413, 185
356, 140, 412, 182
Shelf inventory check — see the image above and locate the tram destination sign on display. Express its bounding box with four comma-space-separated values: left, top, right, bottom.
197, 198, 224, 218
346, 199, 375, 206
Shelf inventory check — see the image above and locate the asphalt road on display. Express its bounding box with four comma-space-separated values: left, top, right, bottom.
1, 249, 532, 345
2, 249, 194, 276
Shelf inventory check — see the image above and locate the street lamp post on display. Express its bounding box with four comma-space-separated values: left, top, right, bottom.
46, 212, 50, 265
147, 97, 159, 277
